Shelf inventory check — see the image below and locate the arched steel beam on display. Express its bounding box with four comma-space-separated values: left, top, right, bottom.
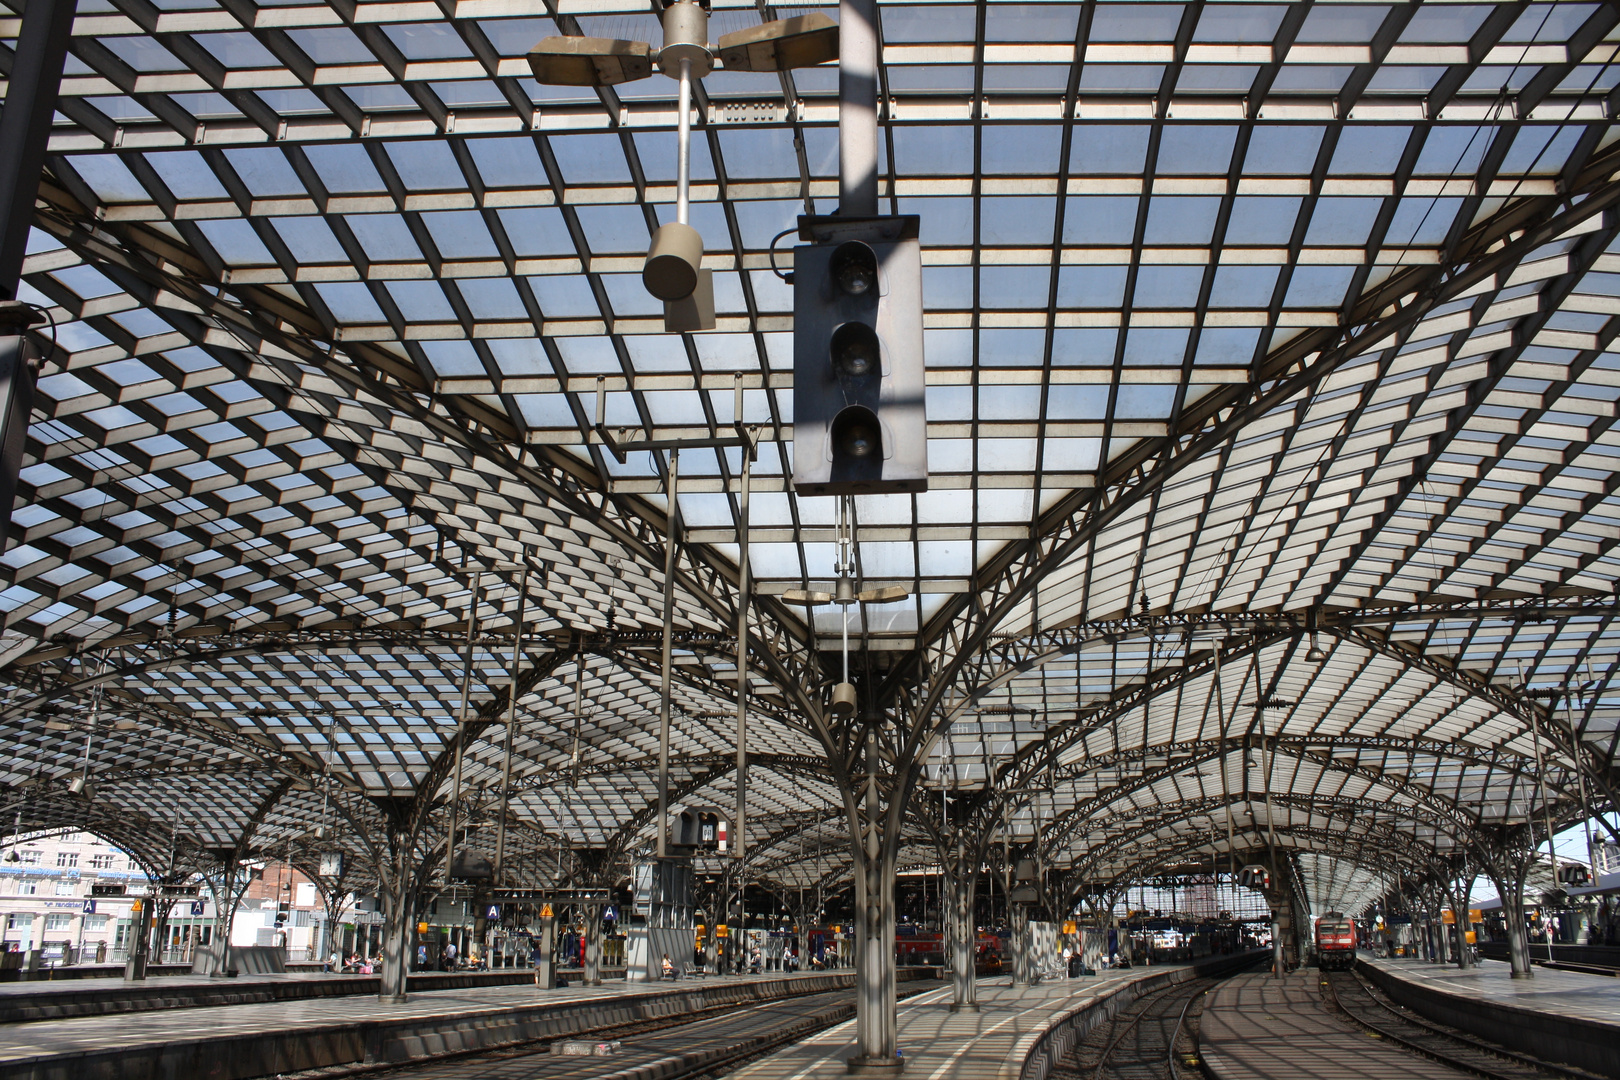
1059, 792, 1461, 880
956, 610, 1611, 811
1030, 737, 1485, 861
890, 154, 1620, 733
1073, 820, 1437, 902
936, 597, 1616, 737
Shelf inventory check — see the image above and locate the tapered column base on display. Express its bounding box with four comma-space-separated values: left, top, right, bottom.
847, 1055, 906, 1075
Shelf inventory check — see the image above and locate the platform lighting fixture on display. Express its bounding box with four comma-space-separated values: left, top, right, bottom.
1305, 632, 1327, 664
528, 5, 838, 333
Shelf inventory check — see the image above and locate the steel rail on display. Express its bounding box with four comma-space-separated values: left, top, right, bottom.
1166, 981, 1206, 1080
1321, 970, 1600, 1080
1092, 977, 1211, 1080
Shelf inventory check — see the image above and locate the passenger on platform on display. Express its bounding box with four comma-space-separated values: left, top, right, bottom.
442, 940, 458, 970
662, 953, 676, 980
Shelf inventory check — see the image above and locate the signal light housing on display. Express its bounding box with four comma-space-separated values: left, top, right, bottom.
792, 217, 927, 496
1239, 864, 1272, 892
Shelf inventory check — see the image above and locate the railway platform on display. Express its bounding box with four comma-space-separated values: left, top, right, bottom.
727, 952, 1262, 1080
0, 966, 578, 1023
1360, 957, 1620, 1079
0, 968, 861, 1080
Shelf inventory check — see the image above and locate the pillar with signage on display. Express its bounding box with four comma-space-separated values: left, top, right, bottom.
534, 905, 555, 989
124, 897, 152, 981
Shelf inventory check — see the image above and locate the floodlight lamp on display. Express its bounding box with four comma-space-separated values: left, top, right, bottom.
1305, 633, 1327, 664
528, 37, 654, 87
830, 681, 857, 717
717, 13, 838, 72
645, 222, 704, 301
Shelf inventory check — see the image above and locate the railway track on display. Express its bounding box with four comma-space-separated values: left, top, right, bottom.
1321, 969, 1605, 1080
1050, 976, 1215, 1080
284, 983, 936, 1080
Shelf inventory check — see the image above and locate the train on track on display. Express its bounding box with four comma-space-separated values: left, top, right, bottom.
1315, 912, 1359, 970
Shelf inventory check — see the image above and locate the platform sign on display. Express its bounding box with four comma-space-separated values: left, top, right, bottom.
1469, 909, 1483, 923
604, 906, 617, 922
82, 899, 96, 914
190, 900, 206, 916
486, 904, 501, 921
1442, 910, 1455, 925
89, 883, 126, 897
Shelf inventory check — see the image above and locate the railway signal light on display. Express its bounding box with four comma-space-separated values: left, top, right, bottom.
792, 217, 927, 496
674, 808, 725, 850
1559, 865, 1591, 886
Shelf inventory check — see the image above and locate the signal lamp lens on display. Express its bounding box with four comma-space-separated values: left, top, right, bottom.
831, 322, 880, 379
830, 241, 878, 296
833, 410, 880, 459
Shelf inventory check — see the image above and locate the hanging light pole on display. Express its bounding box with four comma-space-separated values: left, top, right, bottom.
657, 450, 679, 859
492, 557, 530, 885
528, 2, 833, 333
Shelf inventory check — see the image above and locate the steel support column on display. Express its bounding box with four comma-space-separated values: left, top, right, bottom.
585, 905, 603, 985
837, 0, 879, 217
847, 723, 902, 1073
948, 839, 978, 1012
0, 0, 75, 296
0, 0, 74, 534
1010, 902, 1031, 988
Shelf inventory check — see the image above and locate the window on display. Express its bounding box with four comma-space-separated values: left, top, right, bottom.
54, 882, 76, 896
17, 849, 40, 865
89, 854, 116, 870
56, 852, 78, 868
45, 913, 73, 931
85, 914, 109, 931
4, 914, 21, 929
14, 881, 37, 896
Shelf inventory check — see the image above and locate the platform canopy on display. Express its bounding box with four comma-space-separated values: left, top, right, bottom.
4, 0, 1620, 920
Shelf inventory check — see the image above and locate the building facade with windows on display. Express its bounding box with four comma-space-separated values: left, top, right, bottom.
1, 830, 148, 962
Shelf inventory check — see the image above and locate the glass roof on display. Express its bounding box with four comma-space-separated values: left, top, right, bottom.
4, 0, 1620, 919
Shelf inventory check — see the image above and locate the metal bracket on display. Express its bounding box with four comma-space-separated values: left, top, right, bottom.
595, 374, 759, 464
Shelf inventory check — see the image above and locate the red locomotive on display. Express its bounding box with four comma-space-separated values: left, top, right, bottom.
1315, 912, 1358, 971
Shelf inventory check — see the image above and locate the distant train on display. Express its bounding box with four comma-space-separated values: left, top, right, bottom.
1315, 912, 1358, 971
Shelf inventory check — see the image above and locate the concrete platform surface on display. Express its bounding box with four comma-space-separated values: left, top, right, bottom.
727, 960, 1240, 1080
0, 970, 860, 1080
1363, 956, 1620, 1027
1200, 970, 1468, 1080
0, 966, 594, 1022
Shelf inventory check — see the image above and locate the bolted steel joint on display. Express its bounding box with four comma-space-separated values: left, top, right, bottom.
659, 0, 713, 78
